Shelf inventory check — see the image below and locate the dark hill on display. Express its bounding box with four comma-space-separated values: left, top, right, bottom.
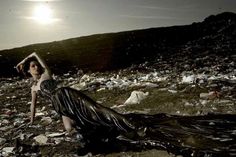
0, 12, 235, 77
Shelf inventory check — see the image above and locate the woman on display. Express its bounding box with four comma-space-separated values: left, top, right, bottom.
16, 52, 236, 156
16, 52, 136, 151
16, 52, 75, 132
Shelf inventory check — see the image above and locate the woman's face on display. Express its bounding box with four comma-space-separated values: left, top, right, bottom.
29, 61, 41, 76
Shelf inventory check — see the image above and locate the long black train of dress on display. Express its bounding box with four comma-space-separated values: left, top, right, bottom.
40, 79, 236, 156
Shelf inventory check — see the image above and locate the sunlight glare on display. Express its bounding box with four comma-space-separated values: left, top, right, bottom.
32, 4, 53, 24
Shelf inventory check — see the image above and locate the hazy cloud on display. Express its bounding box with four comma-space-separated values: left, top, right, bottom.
120, 14, 175, 20
21, 0, 61, 2
134, 5, 173, 11
133, 4, 198, 11
21, 15, 61, 21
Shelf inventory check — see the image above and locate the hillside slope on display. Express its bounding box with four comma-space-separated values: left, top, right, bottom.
0, 12, 235, 77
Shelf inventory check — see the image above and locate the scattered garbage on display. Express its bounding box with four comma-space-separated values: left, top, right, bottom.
124, 91, 149, 105
200, 91, 220, 100
33, 134, 48, 145
0, 137, 6, 145
0, 51, 235, 156
40, 116, 52, 126
45, 132, 66, 138
2, 147, 15, 155
182, 75, 196, 84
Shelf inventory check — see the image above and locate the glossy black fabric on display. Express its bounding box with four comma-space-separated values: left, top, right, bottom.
40, 80, 135, 139
40, 80, 236, 156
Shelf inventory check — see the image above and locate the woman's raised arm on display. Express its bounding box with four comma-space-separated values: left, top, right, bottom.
16, 52, 52, 78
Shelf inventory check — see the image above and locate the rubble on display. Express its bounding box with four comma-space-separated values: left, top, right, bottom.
2, 147, 15, 155
33, 134, 48, 145
0, 50, 235, 156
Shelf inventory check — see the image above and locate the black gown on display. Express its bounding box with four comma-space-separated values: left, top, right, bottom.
40, 79, 236, 156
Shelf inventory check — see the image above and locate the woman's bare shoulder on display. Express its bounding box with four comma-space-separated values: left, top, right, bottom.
40, 70, 52, 80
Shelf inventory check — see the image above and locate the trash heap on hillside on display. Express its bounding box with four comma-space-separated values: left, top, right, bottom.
0, 56, 235, 156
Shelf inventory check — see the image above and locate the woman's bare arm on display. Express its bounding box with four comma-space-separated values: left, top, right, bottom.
16, 52, 52, 79
15, 53, 35, 72
28, 52, 50, 73
28, 52, 52, 79
30, 89, 37, 124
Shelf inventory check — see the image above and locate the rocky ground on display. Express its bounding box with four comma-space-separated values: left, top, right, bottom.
0, 53, 235, 157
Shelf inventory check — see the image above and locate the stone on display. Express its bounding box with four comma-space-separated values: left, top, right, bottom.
2, 147, 15, 153
40, 117, 52, 126
33, 134, 48, 145
0, 137, 6, 145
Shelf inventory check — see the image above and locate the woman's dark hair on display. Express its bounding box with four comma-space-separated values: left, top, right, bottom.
22, 56, 44, 76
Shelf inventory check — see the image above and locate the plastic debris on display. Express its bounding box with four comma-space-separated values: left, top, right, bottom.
182, 75, 196, 84
33, 134, 48, 145
124, 91, 149, 105
46, 132, 66, 137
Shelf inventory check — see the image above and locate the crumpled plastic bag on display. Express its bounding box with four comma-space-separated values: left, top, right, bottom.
124, 91, 149, 105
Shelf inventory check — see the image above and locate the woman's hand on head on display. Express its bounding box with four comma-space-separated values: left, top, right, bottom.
15, 52, 36, 72
15, 63, 24, 73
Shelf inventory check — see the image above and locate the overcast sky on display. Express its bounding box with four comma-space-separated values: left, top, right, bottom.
0, 0, 235, 50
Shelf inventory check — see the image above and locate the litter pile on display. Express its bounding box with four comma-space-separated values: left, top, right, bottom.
0, 54, 235, 156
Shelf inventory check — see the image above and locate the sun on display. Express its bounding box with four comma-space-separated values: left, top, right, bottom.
32, 4, 53, 25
